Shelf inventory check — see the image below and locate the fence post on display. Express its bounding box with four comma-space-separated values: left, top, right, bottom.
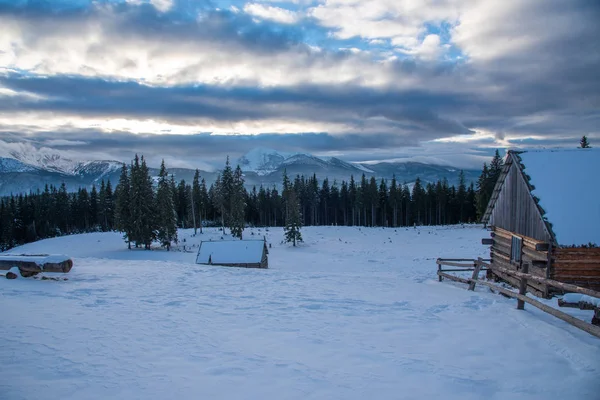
468, 258, 483, 291
438, 262, 443, 282
517, 262, 530, 310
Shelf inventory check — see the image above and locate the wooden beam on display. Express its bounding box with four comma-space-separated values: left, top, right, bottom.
437, 271, 471, 285
469, 258, 484, 291
482, 238, 494, 245
437, 269, 600, 339
488, 263, 600, 299
472, 279, 600, 339
535, 243, 550, 252
436, 260, 476, 268
517, 262, 529, 310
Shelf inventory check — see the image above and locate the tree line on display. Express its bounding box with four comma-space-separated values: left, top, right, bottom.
0, 150, 505, 252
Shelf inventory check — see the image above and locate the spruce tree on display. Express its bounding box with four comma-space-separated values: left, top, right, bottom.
156, 160, 178, 250
229, 165, 246, 239
580, 135, 591, 148
456, 170, 467, 223
489, 149, 504, 187
192, 169, 201, 234
284, 188, 303, 246
115, 164, 133, 248
212, 173, 225, 232
475, 163, 490, 219
90, 185, 99, 228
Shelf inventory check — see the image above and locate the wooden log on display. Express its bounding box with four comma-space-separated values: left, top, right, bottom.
554, 248, 600, 257
468, 259, 483, 291
492, 250, 547, 276
517, 262, 529, 309
437, 271, 471, 285
492, 235, 548, 262
482, 238, 494, 245
0, 255, 73, 274
492, 268, 546, 298
436, 260, 476, 268
535, 243, 550, 252
493, 227, 547, 250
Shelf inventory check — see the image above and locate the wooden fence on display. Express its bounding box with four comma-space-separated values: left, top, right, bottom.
437, 257, 600, 339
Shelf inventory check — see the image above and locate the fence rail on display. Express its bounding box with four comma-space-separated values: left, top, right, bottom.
436, 257, 600, 339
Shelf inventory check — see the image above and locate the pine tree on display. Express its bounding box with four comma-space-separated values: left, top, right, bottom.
229, 165, 246, 239
130, 155, 155, 249
156, 160, 178, 250
475, 163, 490, 220
580, 135, 591, 148
212, 173, 225, 232
284, 188, 303, 246
489, 149, 504, 187
90, 185, 99, 228
192, 169, 201, 234
115, 164, 133, 248
456, 170, 467, 223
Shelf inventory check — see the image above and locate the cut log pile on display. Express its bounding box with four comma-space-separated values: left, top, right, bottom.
0, 254, 73, 278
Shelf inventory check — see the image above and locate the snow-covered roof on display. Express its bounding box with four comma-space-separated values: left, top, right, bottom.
196, 240, 266, 265
517, 148, 600, 246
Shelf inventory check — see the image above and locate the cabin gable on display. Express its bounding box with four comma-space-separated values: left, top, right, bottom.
484, 152, 553, 243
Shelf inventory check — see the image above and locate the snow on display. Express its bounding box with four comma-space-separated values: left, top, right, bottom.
517, 148, 600, 245
196, 240, 266, 264
352, 162, 375, 173
563, 293, 600, 307
1, 225, 599, 399
237, 147, 292, 175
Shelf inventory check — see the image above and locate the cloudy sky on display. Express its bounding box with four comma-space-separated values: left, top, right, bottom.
0, 0, 598, 170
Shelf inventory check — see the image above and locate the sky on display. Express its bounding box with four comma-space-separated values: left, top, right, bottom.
0, 0, 598, 170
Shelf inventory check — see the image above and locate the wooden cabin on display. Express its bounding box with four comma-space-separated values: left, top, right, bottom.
481, 149, 600, 298
196, 239, 269, 269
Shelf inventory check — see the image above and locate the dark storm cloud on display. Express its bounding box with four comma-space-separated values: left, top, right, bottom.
0, 0, 599, 161
0, 73, 476, 137
0, 129, 421, 168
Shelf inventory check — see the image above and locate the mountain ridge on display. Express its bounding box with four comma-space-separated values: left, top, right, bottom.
0, 147, 480, 196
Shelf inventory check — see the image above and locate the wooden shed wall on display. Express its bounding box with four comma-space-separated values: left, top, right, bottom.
490, 227, 550, 298
551, 248, 600, 292
489, 159, 551, 243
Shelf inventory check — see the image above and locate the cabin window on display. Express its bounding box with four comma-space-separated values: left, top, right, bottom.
511, 235, 522, 263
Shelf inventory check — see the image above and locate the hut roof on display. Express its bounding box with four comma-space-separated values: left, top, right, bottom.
484, 148, 600, 246
196, 240, 267, 265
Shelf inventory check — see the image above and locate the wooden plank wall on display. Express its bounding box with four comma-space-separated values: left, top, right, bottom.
488, 159, 551, 243
552, 248, 600, 292
490, 227, 550, 298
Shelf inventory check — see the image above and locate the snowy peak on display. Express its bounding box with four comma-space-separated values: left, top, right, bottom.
237, 148, 290, 176
281, 153, 328, 167
0, 157, 39, 173
238, 148, 369, 176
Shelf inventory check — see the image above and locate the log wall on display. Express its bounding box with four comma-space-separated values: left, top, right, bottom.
489, 228, 600, 297
552, 248, 600, 292
490, 227, 550, 298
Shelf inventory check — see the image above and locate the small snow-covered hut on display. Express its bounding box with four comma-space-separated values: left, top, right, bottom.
481, 148, 600, 297
196, 240, 268, 269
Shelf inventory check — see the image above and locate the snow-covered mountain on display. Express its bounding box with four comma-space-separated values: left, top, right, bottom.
238, 149, 372, 178
1, 145, 480, 196
237, 147, 291, 176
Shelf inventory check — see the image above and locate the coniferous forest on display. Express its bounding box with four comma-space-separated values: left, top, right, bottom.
0, 151, 505, 251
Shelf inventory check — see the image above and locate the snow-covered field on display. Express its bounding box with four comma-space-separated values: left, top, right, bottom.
1, 225, 599, 399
